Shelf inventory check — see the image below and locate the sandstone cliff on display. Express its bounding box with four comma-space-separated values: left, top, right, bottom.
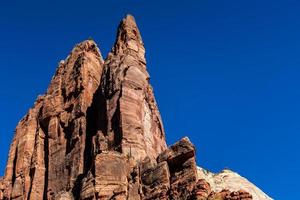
0, 15, 271, 200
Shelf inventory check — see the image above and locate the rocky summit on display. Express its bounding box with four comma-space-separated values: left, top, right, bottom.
0, 15, 272, 200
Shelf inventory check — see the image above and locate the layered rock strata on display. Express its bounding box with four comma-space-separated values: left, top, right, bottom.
0, 15, 271, 200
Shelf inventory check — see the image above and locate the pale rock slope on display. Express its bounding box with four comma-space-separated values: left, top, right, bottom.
197, 167, 273, 200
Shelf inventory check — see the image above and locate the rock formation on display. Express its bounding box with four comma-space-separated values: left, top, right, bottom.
197, 168, 272, 200
0, 15, 272, 200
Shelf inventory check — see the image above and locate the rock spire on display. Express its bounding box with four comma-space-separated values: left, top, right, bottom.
0, 15, 272, 200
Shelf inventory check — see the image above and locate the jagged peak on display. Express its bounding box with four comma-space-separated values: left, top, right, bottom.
45, 39, 104, 105
70, 39, 103, 60
110, 14, 145, 62
51, 39, 103, 83
118, 14, 143, 45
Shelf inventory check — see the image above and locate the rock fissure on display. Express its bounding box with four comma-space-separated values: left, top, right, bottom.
43, 132, 49, 200
11, 145, 18, 188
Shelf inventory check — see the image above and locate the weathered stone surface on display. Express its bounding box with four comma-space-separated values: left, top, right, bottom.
3, 96, 46, 200
127, 163, 141, 200
0, 177, 3, 199
140, 157, 170, 200
54, 191, 74, 200
157, 137, 195, 165
79, 172, 95, 200
94, 152, 128, 199
208, 189, 252, 200
190, 179, 212, 200
157, 137, 198, 200
197, 168, 273, 200
0, 14, 271, 200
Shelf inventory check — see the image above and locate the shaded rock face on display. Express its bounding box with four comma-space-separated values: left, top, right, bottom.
0, 14, 269, 200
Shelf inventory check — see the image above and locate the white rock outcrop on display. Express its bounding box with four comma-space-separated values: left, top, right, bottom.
197, 167, 273, 200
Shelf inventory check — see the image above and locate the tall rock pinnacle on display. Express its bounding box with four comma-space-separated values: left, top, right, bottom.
0, 15, 272, 200
96, 14, 167, 161
111, 15, 145, 61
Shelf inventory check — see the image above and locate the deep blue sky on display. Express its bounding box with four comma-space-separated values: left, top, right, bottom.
1, 0, 300, 199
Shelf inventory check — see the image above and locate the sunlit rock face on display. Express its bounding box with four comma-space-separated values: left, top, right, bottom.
1, 39, 104, 200
197, 167, 273, 200
0, 14, 271, 200
97, 15, 167, 162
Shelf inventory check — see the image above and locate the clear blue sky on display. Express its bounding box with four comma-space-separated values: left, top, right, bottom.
1, 1, 299, 199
